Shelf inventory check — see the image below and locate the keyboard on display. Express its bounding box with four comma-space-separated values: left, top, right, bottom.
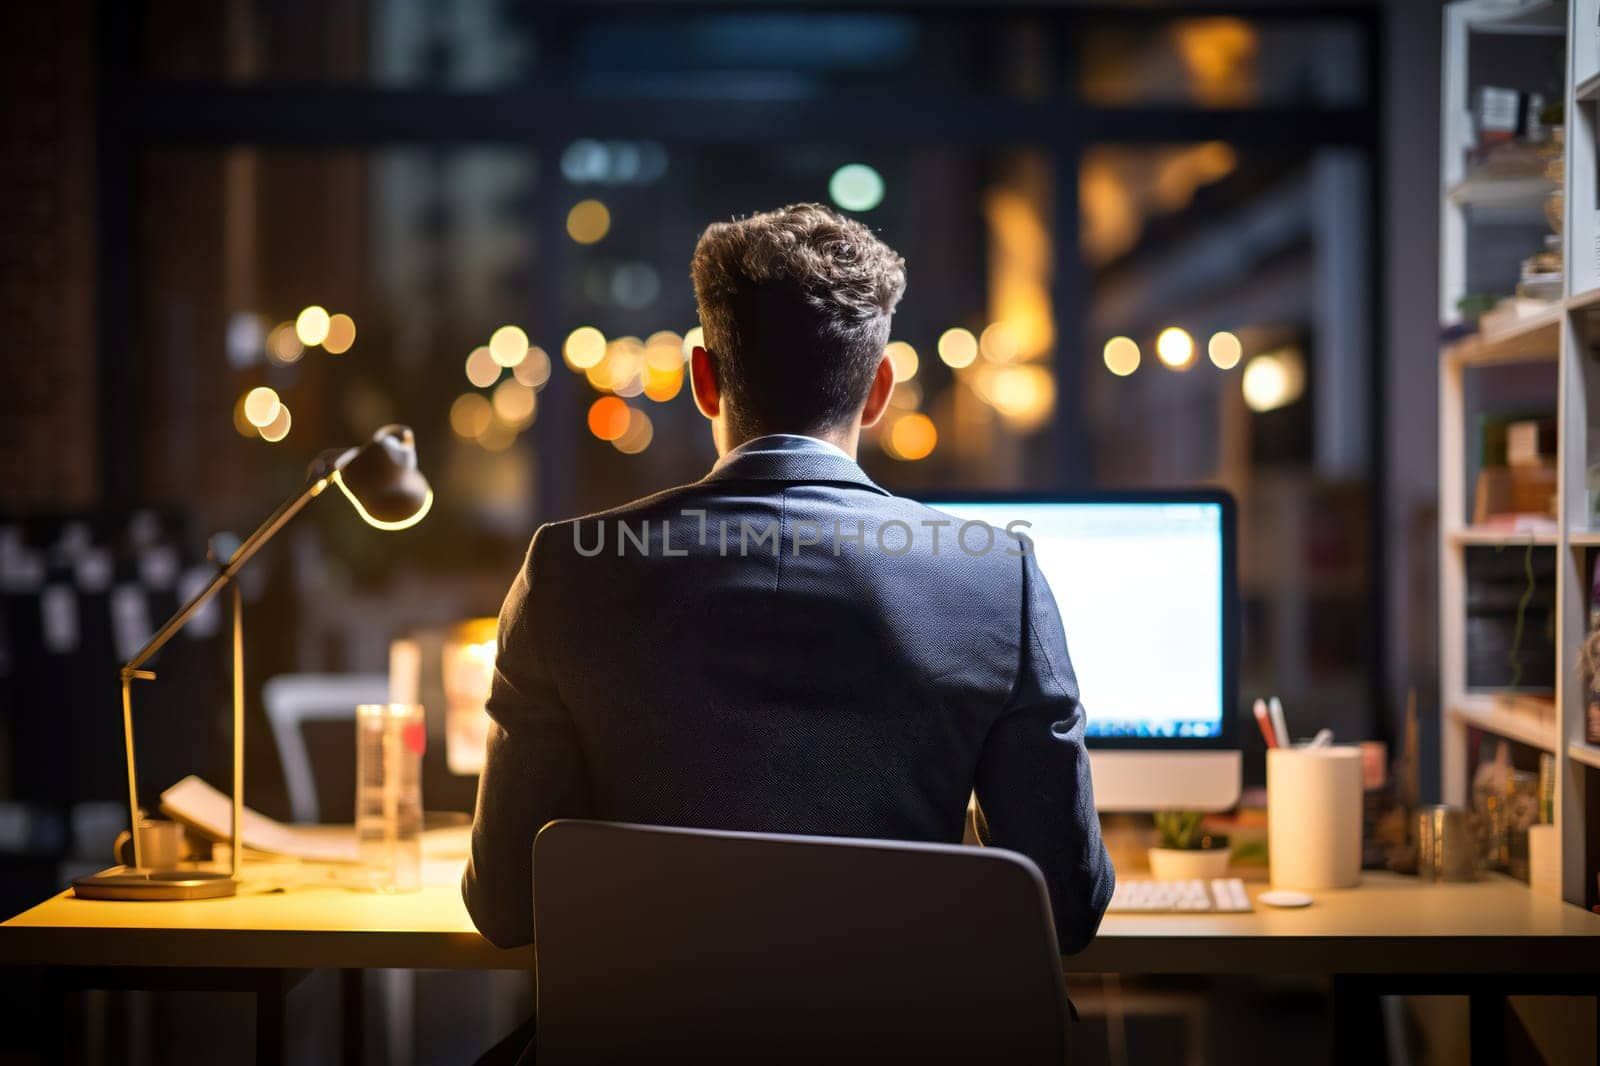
1107, 877, 1252, 913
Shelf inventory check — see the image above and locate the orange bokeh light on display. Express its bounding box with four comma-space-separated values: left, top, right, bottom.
587, 396, 632, 441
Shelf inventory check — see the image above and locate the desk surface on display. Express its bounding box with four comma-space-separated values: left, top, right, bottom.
3, 860, 1598, 975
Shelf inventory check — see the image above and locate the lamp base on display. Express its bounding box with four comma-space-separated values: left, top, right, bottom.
72, 867, 236, 901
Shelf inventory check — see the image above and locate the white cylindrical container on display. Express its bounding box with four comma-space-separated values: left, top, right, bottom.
1268, 746, 1363, 890
1527, 824, 1560, 899
356, 703, 425, 893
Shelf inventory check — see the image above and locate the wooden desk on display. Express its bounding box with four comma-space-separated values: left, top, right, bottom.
3, 863, 1598, 1062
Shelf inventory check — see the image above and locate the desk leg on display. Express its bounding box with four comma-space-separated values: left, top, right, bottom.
1331, 975, 1386, 1062
1468, 994, 1506, 1064
341, 969, 366, 1066
255, 976, 287, 1066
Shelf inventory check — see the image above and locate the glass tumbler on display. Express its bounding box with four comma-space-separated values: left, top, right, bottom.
356, 703, 425, 892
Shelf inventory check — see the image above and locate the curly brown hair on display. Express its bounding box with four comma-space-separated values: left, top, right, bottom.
690, 203, 906, 439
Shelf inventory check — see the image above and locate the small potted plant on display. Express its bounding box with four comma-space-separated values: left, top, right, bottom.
1149, 810, 1231, 880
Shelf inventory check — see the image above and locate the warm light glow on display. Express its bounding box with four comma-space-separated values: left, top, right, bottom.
588, 396, 632, 441
1156, 327, 1195, 370
267, 322, 304, 365
323, 313, 356, 354
243, 386, 281, 428
979, 322, 1022, 365
937, 327, 978, 369
295, 306, 331, 347
829, 163, 885, 212
1103, 336, 1140, 377
566, 199, 611, 244
492, 379, 536, 427
644, 331, 684, 372
643, 363, 684, 402
565, 327, 607, 369
476, 422, 516, 452
330, 470, 433, 531
1208, 330, 1242, 370
1242, 349, 1306, 413
889, 380, 923, 410
613, 407, 654, 454
885, 341, 918, 382
450, 393, 493, 439
232, 394, 257, 437
888, 413, 937, 461
489, 325, 530, 368
990, 365, 1056, 431
513, 346, 552, 389
465, 346, 501, 388
258, 403, 292, 442
682, 326, 705, 361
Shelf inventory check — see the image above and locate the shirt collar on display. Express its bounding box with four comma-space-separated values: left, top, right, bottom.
712, 433, 854, 471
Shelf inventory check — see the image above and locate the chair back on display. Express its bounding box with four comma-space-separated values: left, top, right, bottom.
261, 673, 388, 822
532, 820, 1070, 1065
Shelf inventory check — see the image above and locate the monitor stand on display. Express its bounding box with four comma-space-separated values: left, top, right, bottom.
1089, 750, 1242, 812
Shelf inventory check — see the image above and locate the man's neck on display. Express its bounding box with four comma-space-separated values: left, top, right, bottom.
721, 425, 860, 460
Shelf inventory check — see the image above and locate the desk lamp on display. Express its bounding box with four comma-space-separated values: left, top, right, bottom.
72, 425, 433, 901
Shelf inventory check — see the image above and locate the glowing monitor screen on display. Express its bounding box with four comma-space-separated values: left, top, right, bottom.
926, 500, 1225, 740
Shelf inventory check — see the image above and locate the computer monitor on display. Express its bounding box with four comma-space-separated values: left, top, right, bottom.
924, 491, 1240, 812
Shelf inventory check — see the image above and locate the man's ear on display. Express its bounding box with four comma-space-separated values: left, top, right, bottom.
689, 345, 720, 420
860, 355, 896, 428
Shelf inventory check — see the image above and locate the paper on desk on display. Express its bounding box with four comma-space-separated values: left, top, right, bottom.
158, 775, 473, 864
161, 775, 361, 863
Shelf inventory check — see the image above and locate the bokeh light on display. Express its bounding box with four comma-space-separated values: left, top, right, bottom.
295, 306, 331, 347
266, 322, 304, 365
242, 386, 281, 428
1103, 336, 1140, 377
323, 313, 356, 355
566, 199, 611, 244
829, 164, 885, 212
1208, 331, 1242, 370
937, 327, 979, 369
613, 407, 655, 454
465, 346, 501, 388
885, 341, 919, 382
450, 393, 493, 440
644, 363, 684, 402
989, 365, 1056, 431
1156, 327, 1195, 369
489, 325, 530, 368
232, 393, 257, 437
889, 380, 923, 410
644, 331, 684, 372
565, 326, 607, 369
258, 403, 292, 443
979, 322, 1021, 365
513, 346, 552, 389
1242, 349, 1306, 412
888, 413, 937, 461
588, 396, 632, 441
492, 379, 537, 428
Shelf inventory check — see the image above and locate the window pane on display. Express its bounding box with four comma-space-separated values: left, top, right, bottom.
1081, 142, 1373, 747
547, 144, 1058, 515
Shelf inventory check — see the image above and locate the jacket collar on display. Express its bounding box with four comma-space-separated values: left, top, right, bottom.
699, 434, 891, 496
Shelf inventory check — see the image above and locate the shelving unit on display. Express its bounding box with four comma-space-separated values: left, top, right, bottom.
1440, 0, 1594, 907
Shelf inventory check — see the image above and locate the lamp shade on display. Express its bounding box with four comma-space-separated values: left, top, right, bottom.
315, 425, 434, 530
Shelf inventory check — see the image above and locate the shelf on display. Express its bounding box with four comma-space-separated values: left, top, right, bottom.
1463, 0, 1564, 36
1578, 70, 1600, 104
1447, 173, 1556, 208
1570, 530, 1600, 547
1446, 525, 1558, 546
1449, 702, 1559, 752
1442, 307, 1561, 366
1568, 286, 1600, 313
1570, 741, 1600, 770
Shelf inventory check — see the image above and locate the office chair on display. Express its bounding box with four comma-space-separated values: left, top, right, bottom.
531, 820, 1072, 1065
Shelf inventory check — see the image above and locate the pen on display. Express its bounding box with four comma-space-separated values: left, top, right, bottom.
1253, 698, 1278, 748
1268, 696, 1290, 749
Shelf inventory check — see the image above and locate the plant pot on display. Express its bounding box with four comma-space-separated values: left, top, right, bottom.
1147, 846, 1230, 881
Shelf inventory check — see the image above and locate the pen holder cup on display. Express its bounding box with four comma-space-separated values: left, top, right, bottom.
1267, 746, 1363, 890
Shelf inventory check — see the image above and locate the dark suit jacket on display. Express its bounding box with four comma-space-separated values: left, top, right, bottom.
463, 435, 1114, 953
